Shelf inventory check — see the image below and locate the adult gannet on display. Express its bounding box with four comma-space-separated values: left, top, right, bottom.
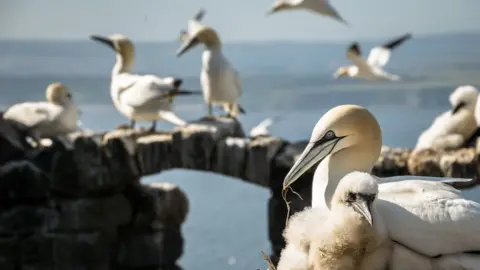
266, 0, 348, 26
415, 85, 478, 151
176, 10, 246, 118
333, 34, 412, 81
278, 171, 391, 270
3, 82, 79, 140
90, 34, 200, 131
281, 104, 480, 268
249, 116, 283, 138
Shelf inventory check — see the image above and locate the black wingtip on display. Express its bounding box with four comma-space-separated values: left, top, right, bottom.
194, 8, 206, 21
239, 104, 246, 114
348, 42, 361, 56
383, 33, 413, 50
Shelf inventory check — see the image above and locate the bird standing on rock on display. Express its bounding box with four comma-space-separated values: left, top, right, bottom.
176, 9, 246, 119
90, 34, 201, 131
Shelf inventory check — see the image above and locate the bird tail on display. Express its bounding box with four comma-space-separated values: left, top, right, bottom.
158, 111, 187, 127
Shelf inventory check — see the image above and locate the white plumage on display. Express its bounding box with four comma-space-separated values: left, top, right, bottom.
249, 116, 282, 137
333, 34, 412, 81
267, 0, 348, 25
282, 104, 480, 269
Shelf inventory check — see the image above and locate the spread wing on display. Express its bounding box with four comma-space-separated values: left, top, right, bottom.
376, 176, 480, 257
346, 42, 372, 70
367, 33, 412, 68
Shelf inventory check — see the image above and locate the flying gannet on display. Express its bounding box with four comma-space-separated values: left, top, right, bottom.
266, 0, 348, 25
249, 116, 283, 138
278, 171, 391, 270
333, 34, 412, 81
90, 34, 200, 131
176, 9, 246, 118
415, 85, 478, 151
281, 104, 480, 269
3, 82, 80, 141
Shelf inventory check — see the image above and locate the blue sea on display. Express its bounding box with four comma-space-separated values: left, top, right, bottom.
1, 33, 480, 269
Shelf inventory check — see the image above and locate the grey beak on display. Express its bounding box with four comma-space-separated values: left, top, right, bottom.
172, 90, 203, 96
176, 38, 199, 58
351, 195, 374, 226
90, 35, 115, 50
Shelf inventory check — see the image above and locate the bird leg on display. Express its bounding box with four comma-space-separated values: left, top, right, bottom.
148, 121, 157, 132
205, 103, 214, 120
130, 120, 136, 129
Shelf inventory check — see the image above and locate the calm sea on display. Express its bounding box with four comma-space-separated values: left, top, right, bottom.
1, 35, 480, 269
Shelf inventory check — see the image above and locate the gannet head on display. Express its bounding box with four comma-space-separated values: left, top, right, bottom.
46, 82, 72, 105
283, 104, 382, 191
176, 22, 221, 57
449, 85, 479, 113
90, 34, 135, 70
333, 66, 350, 79
332, 171, 378, 226
267, 1, 294, 15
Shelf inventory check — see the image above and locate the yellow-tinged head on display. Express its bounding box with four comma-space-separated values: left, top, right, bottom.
46, 82, 72, 105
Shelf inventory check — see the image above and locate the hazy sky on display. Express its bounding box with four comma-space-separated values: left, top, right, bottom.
2, 0, 479, 42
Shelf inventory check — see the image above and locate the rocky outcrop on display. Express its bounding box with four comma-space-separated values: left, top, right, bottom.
1, 114, 479, 269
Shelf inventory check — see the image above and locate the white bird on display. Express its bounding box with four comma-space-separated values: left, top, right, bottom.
3, 82, 79, 140
266, 0, 348, 25
90, 34, 201, 131
281, 104, 480, 268
333, 34, 412, 81
249, 116, 283, 138
415, 85, 478, 151
278, 171, 391, 270
176, 9, 246, 119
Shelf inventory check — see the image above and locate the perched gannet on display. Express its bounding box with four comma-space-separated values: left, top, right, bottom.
266, 0, 348, 25
282, 104, 480, 268
415, 85, 478, 151
249, 116, 283, 138
278, 171, 391, 270
333, 34, 412, 81
90, 34, 200, 130
176, 10, 246, 118
3, 82, 79, 140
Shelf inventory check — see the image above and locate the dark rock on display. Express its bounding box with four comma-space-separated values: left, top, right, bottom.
246, 137, 285, 187
135, 134, 174, 176
408, 148, 444, 177
214, 137, 248, 179
440, 148, 477, 182
53, 195, 131, 232
0, 160, 50, 205
147, 183, 189, 227
0, 236, 16, 268
373, 146, 411, 177
117, 226, 184, 268
0, 207, 58, 236
0, 114, 31, 166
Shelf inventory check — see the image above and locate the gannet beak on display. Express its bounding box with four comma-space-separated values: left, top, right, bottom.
452, 101, 466, 114
333, 69, 347, 79
176, 38, 200, 57
283, 136, 345, 190
172, 90, 203, 96
351, 195, 374, 226
90, 35, 115, 50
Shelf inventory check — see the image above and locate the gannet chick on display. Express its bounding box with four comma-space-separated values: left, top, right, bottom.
415, 85, 478, 151
309, 171, 391, 270
249, 116, 283, 138
176, 9, 246, 119
267, 0, 348, 26
3, 82, 79, 141
90, 34, 200, 131
333, 34, 412, 81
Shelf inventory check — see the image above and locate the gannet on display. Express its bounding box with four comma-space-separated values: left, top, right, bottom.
281, 104, 480, 268
415, 85, 478, 151
266, 0, 348, 25
249, 116, 283, 138
278, 171, 391, 270
333, 34, 412, 81
90, 34, 200, 131
3, 82, 79, 140
176, 9, 246, 118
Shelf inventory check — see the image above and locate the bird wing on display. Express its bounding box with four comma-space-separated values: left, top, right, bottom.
116, 74, 171, 108
4, 102, 62, 127
345, 42, 372, 71
367, 33, 412, 68
375, 176, 480, 256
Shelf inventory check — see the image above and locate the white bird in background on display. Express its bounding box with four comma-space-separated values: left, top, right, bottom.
3, 82, 80, 140
266, 0, 348, 26
90, 34, 201, 131
415, 85, 478, 151
249, 116, 283, 138
333, 33, 412, 81
278, 171, 391, 270
282, 104, 480, 269
176, 9, 246, 119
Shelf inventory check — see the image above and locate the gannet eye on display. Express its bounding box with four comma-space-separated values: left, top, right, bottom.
347, 192, 357, 202
324, 130, 335, 140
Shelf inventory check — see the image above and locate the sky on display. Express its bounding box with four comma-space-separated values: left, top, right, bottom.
1, 0, 479, 42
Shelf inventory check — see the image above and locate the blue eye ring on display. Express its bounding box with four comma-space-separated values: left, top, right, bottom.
324, 130, 335, 139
